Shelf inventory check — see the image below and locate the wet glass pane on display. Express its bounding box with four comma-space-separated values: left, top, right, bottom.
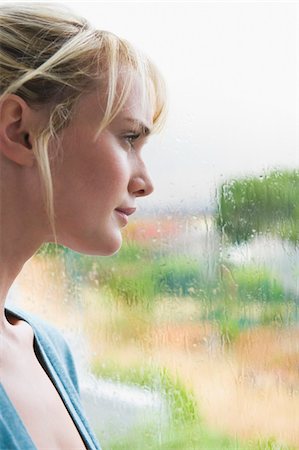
9, 2, 299, 449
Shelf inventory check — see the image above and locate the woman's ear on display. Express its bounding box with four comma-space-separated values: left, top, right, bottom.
0, 94, 35, 167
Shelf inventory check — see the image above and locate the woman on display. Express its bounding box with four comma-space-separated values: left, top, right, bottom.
0, 3, 166, 449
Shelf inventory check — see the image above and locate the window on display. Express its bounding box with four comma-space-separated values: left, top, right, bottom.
12, 3, 299, 449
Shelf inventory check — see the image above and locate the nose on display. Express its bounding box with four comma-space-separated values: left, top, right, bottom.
128, 162, 154, 198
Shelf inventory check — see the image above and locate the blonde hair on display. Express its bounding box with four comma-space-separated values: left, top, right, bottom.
0, 3, 166, 231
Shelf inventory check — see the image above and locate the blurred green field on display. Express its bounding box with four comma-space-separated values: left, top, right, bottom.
37, 238, 299, 449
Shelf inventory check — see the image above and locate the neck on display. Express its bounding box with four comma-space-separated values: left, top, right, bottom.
0, 161, 48, 334
0, 232, 43, 333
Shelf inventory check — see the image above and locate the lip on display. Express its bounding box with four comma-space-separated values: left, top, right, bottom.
115, 207, 136, 216
114, 207, 136, 225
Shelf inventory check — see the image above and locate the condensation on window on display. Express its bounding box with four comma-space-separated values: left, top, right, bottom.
8, 3, 299, 449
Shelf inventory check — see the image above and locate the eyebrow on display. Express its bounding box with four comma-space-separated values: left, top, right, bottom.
123, 118, 152, 136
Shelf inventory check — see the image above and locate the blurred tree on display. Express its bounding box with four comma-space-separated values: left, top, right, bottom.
216, 170, 299, 244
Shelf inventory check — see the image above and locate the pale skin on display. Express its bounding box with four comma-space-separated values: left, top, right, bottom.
0, 74, 154, 449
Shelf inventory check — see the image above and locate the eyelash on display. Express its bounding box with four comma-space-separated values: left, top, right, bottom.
124, 133, 141, 149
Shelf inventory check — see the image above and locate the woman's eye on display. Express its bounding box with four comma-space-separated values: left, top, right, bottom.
124, 133, 140, 149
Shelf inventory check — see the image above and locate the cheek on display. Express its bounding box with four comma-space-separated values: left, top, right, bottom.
79, 156, 130, 208
56, 132, 129, 200
92, 152, 129, 190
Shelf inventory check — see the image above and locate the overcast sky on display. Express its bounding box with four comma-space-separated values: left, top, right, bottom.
5, 1, 299, 211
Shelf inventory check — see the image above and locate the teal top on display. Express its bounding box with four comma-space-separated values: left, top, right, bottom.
0, 307, 101, 450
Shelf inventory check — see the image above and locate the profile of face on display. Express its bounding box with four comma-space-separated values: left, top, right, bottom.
51, 72, 154, 256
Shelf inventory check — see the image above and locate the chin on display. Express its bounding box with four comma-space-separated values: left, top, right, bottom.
98, 231, 123, 256
97, 240, 122, 256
